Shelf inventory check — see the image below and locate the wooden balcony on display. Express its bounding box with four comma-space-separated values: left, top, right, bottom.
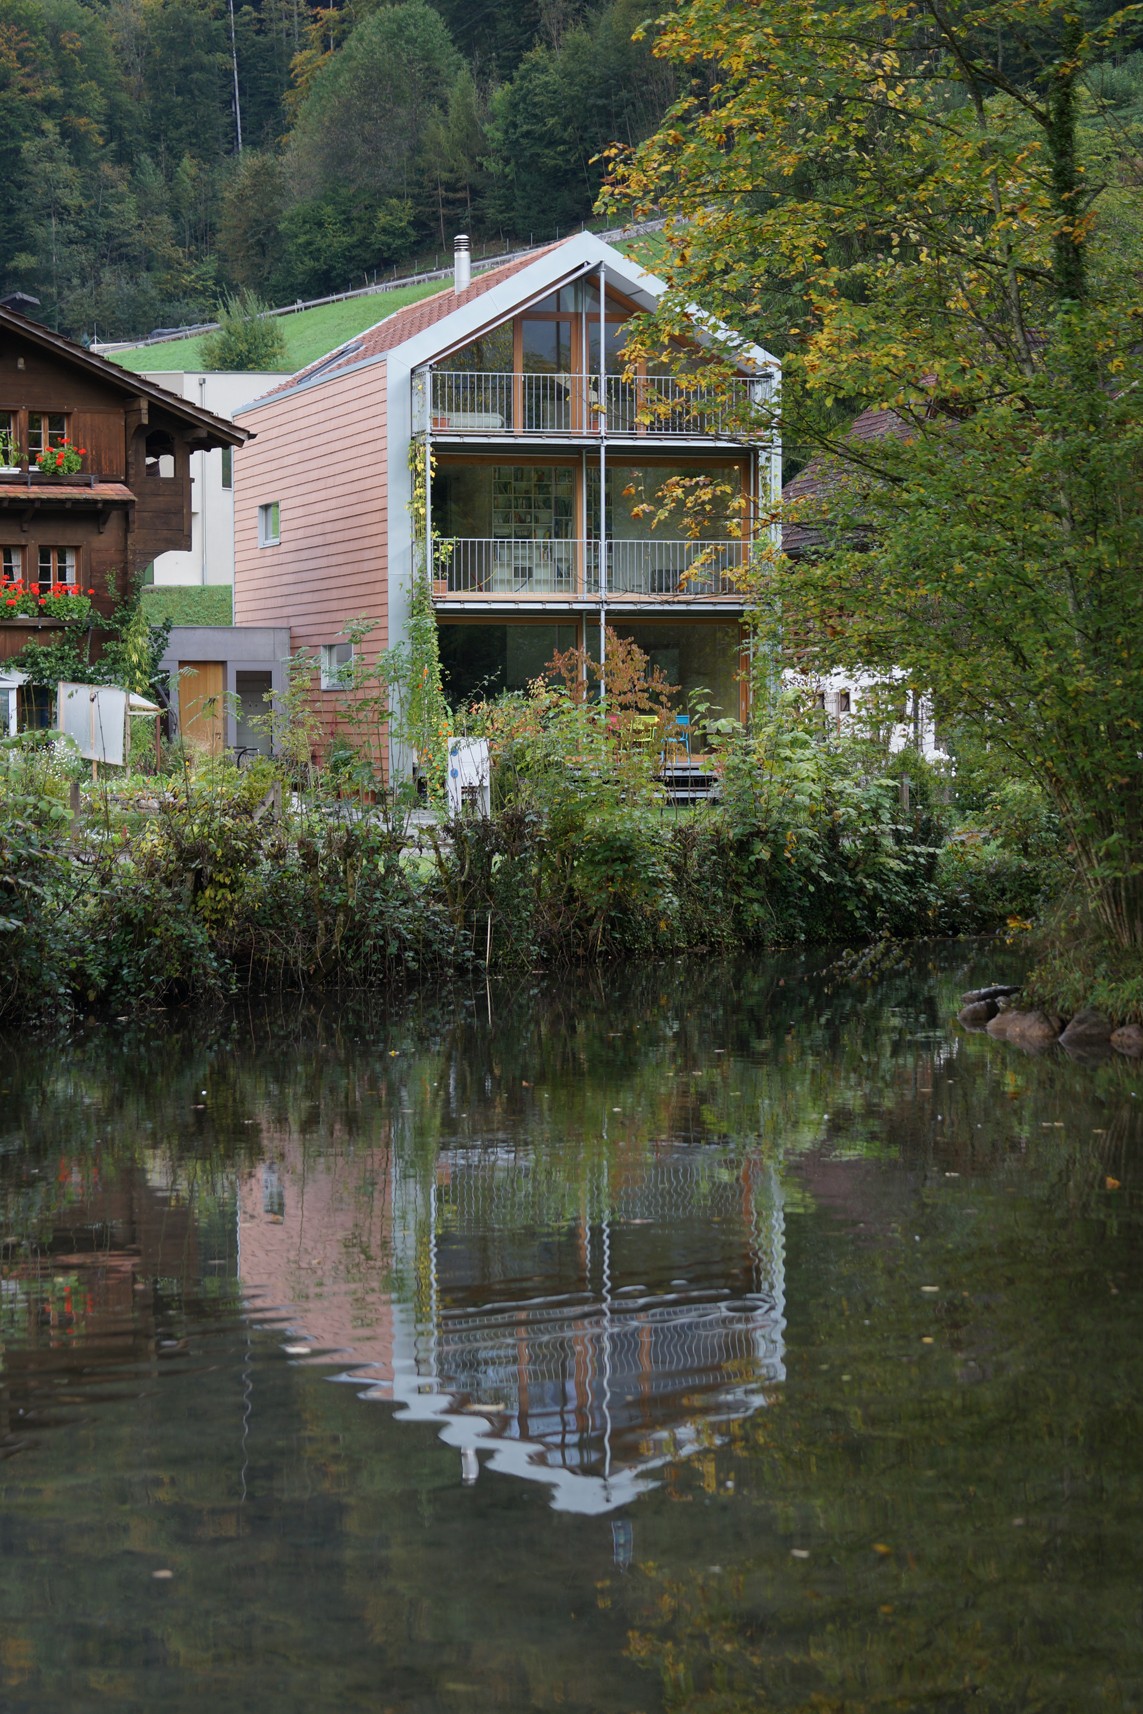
415, 372, 764, 442
432, 538, 749, 601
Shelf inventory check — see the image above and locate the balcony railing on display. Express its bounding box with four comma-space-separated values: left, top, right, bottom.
433, 538, 748, 598
417, 372, 762, 439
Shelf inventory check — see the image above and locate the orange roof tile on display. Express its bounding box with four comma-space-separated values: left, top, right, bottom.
0, 480, 135, 504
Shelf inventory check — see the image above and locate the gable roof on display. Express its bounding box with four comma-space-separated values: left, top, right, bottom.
781, 406, 909, 555
251, 244, 564, 405
0, 305, 251, 447
240, 232, 780, 414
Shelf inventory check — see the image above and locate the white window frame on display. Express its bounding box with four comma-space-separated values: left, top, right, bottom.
37, 546, 77, 590
258, 501, 281, 547
320, 642, 354, 691
27, 412, 68, 460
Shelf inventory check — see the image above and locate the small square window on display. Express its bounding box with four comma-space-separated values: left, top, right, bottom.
221, 447, 233, 491
320, 642, 353, 691
28, 413, 67, 459
838, 690, 852, 715
258, 501, 280, 546
37, 546, 77, 590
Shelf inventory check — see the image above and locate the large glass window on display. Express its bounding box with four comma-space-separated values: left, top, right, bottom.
614, 621, 742, 720
434, 464, 575, 540
447, 325, 514, 374
438, 622, 579, 707
588, 464, 742, 542
521, 319, 572, 377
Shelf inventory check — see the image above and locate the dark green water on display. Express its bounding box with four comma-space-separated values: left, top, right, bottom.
2, 944, 1142, 1714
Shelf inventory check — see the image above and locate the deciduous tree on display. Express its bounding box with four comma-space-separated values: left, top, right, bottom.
607, 0, 1143, 951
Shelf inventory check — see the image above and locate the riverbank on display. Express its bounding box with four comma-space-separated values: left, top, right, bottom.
1, 736, 1066, 1022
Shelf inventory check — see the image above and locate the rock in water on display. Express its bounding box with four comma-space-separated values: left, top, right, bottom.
1110, 1023, 1143, 1057
959, 999, 998, 1027
985, 1008, 1062, 1046
1058, 1009, 1113, 1050
961, 985, 1022, 1004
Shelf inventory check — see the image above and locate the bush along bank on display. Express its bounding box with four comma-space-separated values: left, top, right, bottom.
0, 661, 1068, 1024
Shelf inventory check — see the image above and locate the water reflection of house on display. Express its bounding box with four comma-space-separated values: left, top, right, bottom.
238, 1136, 785, 1514
0, 1158, 217, 1449
237, 1143, 396, 1373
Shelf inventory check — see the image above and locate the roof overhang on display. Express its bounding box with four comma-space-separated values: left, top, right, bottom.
0, 306, 252, 448
0, 481, 134, 507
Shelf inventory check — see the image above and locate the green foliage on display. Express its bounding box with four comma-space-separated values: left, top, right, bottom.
141, 584, 233, 627
2, 0, 678, 341
199, 290, 288, 371
485, 0, 676, 235
609, 0, 1143, 952
0, 631, 1064, 1020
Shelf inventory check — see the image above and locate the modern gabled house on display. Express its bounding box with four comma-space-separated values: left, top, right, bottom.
232, 232, 780, 753
0, 306, 249, 653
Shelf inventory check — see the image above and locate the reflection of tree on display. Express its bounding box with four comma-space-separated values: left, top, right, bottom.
621, 1123, 1143, 1712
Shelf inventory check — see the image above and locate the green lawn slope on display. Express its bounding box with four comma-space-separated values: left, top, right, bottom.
110, 235, 659, 378
112, 280, 450, 374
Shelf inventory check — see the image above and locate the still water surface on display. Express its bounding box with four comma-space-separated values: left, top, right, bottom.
2, 944, 1142, 1712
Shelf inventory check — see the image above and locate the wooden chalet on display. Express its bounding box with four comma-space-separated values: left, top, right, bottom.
0, 305, 249, 663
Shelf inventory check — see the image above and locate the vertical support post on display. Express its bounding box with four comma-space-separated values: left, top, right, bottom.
424, 368, 433, 589
598, 263, 607, 700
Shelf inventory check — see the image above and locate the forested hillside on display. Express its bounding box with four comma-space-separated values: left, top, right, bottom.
0, 0, 671, 342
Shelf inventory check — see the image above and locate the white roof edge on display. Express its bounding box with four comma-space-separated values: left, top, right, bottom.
236, 231, 779, 414
395, 230, 779, 375
234, 350, 388, 415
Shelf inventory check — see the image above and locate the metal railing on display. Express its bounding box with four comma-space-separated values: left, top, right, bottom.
434, 538, 748, 597
419, 372, 761, 439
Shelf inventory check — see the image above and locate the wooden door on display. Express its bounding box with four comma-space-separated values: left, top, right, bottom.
179, 661, 225, 753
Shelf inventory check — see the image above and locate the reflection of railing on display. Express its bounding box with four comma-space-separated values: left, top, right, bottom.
420, 371, 760, 438
435, 537, 748, 598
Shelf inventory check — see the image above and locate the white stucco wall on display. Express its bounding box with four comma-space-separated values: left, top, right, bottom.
142, 372, 282, 586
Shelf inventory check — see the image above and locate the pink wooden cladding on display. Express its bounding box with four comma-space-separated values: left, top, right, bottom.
234, 366, 389, 751
235, 367, 388, 642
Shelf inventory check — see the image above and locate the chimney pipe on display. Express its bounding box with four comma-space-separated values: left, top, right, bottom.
454, 234, 471, 294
